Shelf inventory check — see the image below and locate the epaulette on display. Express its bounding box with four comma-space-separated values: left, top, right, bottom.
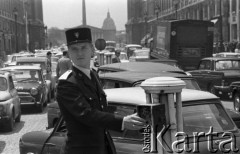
59, 70, 72, 80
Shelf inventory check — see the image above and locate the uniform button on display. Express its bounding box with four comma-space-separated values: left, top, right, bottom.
89, 97, 92, 100
101, 105, 104, 108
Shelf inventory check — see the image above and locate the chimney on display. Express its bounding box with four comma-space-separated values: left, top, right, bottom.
82, 0, 86, 25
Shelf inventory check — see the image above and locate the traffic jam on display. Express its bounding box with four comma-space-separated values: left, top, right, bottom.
1, 0, 240, 154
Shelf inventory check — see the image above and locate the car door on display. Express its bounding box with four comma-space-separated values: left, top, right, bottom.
189, 60, 213, 91
107, 103, 145, 154
8, 75, 20, 118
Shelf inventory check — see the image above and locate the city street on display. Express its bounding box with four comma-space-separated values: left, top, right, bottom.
0, 99, 235, 154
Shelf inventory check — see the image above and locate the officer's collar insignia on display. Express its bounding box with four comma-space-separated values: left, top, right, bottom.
74, 32, 79, 38
59, 70, 72, 80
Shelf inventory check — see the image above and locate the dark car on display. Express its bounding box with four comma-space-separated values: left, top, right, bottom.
188, 57, 240, 99
0, 71, 21, 131
16, 57, 56, 99
100, 71, 200, 90
1, 65, 48, 112
97, 62, 186, 75
19, 87, 240, 154
230, 81, 240, 112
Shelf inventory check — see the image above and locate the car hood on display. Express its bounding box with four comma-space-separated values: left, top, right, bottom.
21, 131, 50, 145
0, 91, 11, 101
15, 82, 41, 90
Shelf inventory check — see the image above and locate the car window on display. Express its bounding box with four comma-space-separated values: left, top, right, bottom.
0, 77, 7, 91
11, 70, 40, 82
101, 79, 132, 89
215, 60, 240, 70
9, 76, 15, 90
183, 103, 235, 135
107, 104, 143, 140
199, 60, 211, 70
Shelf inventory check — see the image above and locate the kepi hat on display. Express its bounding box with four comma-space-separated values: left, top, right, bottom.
65, 27, 92, 46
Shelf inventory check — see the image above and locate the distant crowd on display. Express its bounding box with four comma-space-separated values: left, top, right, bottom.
214, 41, 240, 53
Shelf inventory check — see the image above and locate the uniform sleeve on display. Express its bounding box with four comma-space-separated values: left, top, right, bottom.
57, 80, 123, 131
56, 62, 60, 78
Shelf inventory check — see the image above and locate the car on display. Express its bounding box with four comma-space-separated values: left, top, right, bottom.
19, 87, 240, 154
129, 48, 150, 62
100, 71, 200, 90
187, 57, 240, 99
0, 71, 21, 131
4, 53, 34, 67
16, 57, 56, 99
97, 62, 186, 75
1, 65, 48, 112
124, 44, 142, 58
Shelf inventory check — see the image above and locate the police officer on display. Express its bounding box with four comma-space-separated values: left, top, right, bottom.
56, 50, 72, 78
56, 27, 146, 154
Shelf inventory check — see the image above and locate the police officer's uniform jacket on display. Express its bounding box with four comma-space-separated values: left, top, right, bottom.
57, 66, 123, 154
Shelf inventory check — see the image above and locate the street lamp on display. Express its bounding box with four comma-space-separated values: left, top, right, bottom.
154, 2, 160, 21
173, 0, 179, 19
219, 0, 224, 52
13, 7, 18, 53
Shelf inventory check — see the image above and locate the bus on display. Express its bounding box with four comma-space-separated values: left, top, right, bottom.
150, 19, 214, 71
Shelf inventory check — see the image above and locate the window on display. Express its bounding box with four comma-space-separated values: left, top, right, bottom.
0, 77, 7, 91
101, 79, 132, 89
9, 76, 14, 90
198, 60, 211, 70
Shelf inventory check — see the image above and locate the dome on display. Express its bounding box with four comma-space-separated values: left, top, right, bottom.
102, 11, 116, 30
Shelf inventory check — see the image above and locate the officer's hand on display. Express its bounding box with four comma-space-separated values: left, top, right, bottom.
123, 113, 147, 130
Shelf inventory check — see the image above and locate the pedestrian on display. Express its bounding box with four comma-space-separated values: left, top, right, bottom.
235, 42, 240, 53
112, 50, 121, 63
46, 51, 52, 80
56, 50, 72, 78
56, 27, 146, 154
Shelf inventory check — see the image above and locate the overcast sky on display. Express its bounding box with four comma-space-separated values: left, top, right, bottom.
42, 0, 127, 30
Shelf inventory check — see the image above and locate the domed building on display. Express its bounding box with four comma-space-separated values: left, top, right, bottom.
102, 10, 116, 41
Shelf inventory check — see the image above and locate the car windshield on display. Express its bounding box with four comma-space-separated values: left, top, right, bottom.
0, 77, 7, 91
119, 53, 128, 60
183, 103, 235, 135
10, 70, 41, 82
215, 60, 240, 70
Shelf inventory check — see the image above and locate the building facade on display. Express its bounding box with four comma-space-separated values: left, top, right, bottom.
126, 0, 230, 45
0, 0, 46, 57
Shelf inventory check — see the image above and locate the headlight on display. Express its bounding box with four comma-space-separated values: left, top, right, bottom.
30, 88, 38, 95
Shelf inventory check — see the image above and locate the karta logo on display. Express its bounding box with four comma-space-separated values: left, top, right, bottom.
156, 126, 239, 153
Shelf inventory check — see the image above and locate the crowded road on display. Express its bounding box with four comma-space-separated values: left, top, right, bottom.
0, 99, 234, 154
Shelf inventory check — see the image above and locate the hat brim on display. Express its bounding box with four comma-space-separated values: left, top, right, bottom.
67, 40, 92, 46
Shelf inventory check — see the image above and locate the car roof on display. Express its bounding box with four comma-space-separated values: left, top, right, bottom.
99, 62, 184, 73
105, 87, 218, 105
1, 65, 41, 70
16, 57, 47, 62
202, 57, 240, 61
100, 71, 191, 84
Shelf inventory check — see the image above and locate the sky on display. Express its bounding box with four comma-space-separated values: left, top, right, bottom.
42, 0, 127, 30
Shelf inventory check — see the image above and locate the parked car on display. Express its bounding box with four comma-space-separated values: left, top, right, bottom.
1, 65, 48, 112
0, 71, 21, 131
16, 57, 56, 99
188, 57, 240, 99
100, 71, 200, 90
129, 48, 150, 62
4, 52, 34, 67
20, 87, 240, 154
97, 62, 186, 75
124, 44, 142, 58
